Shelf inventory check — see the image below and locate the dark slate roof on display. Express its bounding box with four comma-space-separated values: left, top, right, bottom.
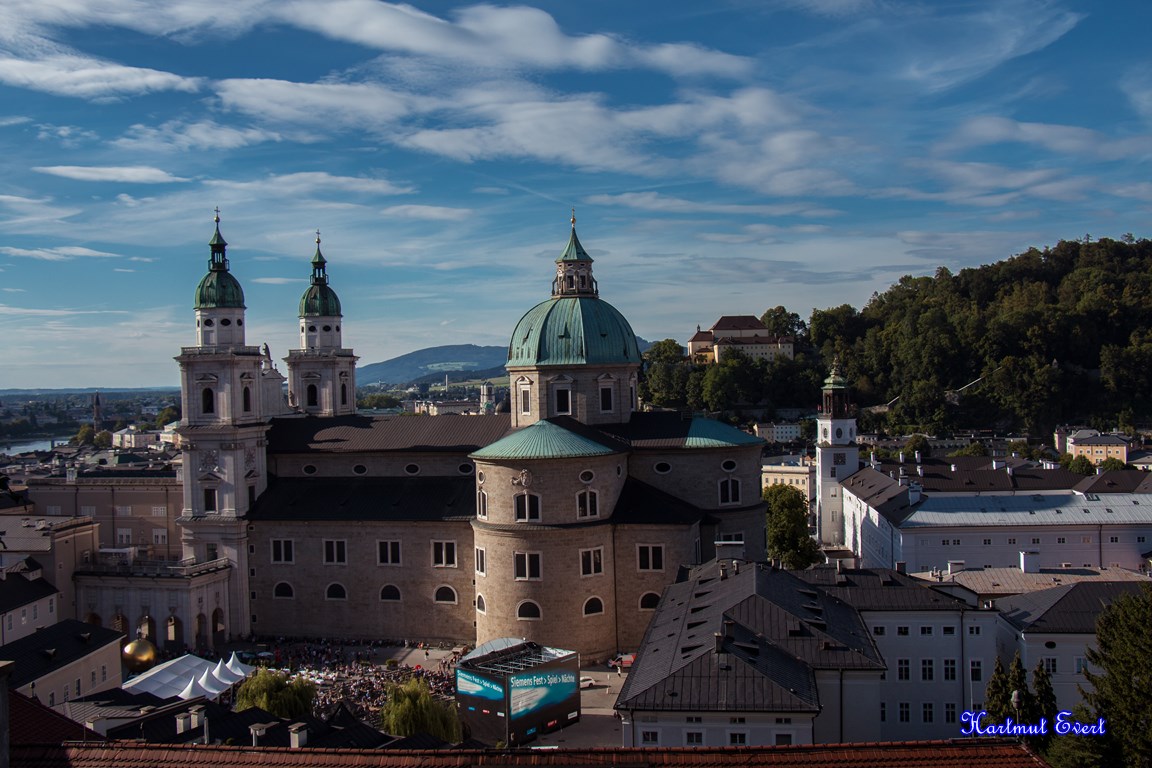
712, 316, 767, 332
1, 619, 124, 688
9, 690, 104, 744
866, 456, 1081, 494
59, 687, 173, 725
11, 740, 1051, 768
1075, 434, 1129, 446
266, 414, 512, 454
997, 581, 1149, 633
597, 412, 763, 449
618, 561, 882, 714
610, 476, 708, 526
841, 469, 916, 526
248, 476, 475, 523
0, 572, 60, 614
796, 567, 969, 611
1074, 470, 1152, 494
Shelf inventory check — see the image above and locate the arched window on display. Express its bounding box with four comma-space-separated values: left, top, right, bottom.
201, 387, 215, 414
577, 490, 598, 519
583, 597, 604, 616
639, 592, 660, 610
380, 584, 401, 602
273, 582, 294, 599
341, 383, 347, 405
517, 600, 542, 620
515, 493, 541, 521
325, 583, 347, 600
476, 490, 488, 519
434, 586, 457, 604
475, 594, 486, 613
242, 386, 252, 412
307, 384, 318, 408
719, 478, 741, 505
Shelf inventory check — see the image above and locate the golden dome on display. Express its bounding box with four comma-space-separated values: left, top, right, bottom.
122, 637, 158, 673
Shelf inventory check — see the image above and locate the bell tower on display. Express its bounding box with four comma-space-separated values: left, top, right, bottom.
285, 231, 358, 415
174, 210, 268, 643
814, 360, 858, 547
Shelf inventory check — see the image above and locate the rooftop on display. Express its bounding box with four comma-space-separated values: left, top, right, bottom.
912, 565, 1150, 599
266, 414, 511, 454
0, 618, 124, 688
997, 581, 1149, 633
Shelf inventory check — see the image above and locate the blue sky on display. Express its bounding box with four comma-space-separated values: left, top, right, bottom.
0, 0, 1149, 389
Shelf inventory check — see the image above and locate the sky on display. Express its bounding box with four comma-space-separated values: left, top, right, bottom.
0, 0, 1150, 389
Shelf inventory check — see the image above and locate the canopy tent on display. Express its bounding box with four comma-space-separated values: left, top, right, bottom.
123, 654, 249, 700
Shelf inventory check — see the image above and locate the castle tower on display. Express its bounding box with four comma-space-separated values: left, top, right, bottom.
814, 360, 858, 547
285, 232, 358, 415
506, 213, 641, 428
174, 210, 268, 644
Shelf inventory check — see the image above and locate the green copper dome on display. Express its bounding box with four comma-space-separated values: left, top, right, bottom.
299, 236, 342, 317
194, 214, 245, 309
507, 296, 641, 367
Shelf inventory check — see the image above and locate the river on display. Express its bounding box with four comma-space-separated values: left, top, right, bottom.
0, 436, 71, 454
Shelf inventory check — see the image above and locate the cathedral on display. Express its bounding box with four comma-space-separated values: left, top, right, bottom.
49, 213, 769, 661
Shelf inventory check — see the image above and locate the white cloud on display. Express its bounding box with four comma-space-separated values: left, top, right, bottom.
0, 54, 201, 99
113, 267, 134, 272
214, 79, 416, 128
115, 120, 286, 151
0, 245, 121, 261
0, 116, 32, 127
0, 303, 129, 316
2, 287, 25, 292
205, 172, 414, 197
251, 277, 302, 285
379, 204, 472, 221
585, 191, 839, 218
33, 165, 189, 183
940, 116, 1152, 160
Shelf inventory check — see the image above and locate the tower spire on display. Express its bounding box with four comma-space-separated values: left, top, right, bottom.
208, 207, 228, 271
553, 211, 597, 298
311, 229, 328, 285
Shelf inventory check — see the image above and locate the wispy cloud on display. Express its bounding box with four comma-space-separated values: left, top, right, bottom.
585, 191, 839, 218
33, 165, 189, 183
251, 277, 303, 285
0, 54, 201, 99
0, 303, 130, 316
939, 116, 1152, 160
205, 172, 414, 197
380, 204, 472, 221
0, 245, 122, 261
115, 120, 286, 151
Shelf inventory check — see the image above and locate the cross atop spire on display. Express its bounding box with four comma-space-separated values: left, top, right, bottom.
571, 207, 576, 229
208, 207, 228, 269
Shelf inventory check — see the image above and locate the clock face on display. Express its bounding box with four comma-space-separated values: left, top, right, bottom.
834, 452, 846, 466
835, 427, 843, 439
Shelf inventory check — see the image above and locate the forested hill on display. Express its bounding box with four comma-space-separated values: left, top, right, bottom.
811, 236, 1152, 434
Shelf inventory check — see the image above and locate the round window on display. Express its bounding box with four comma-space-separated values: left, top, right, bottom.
459, 463, 474, 475
336, 325, 340, 331
237, 319, 243, 326
303, 465, 317, 475
204, 319, 214, 327
405, 463, 420, 475
654, 462, 671, 474
579, 470, 594, 483
353, 464, 367, 475
323, 325, 332, 332
477, 471, 485, 484
822, 428, 828, 439
835, 427, 843, 439
308, 325, 317, 332
721, 459, 737, 472
221, 318, 231, 326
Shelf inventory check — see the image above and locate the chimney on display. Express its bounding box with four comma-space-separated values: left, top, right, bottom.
723, 620, 735, 642
991, 459, 1004, 470
1006, 465, 1013, 476
1020, 550, 1040, 574
249, 722, 272, 747
289, 723, 308, 749
895, 561, 907, 575
175, 713, 191, 734
899, 452, 905, 464
719, 564, 727, 580
908, 481, 922, 504
713, 632, 724, 654
947, 560, 965, 575
914, 450, 921, 464
917, 465, 924, 477
188, 704, 204, 730
950, 463, 957, 472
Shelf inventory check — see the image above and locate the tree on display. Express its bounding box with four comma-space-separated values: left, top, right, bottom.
1044, 703, 1109, 768
763, 484, 821, 569
902, 434, 931, 459
74, 424, 95, 446
1068, 455, 1096, 475
1031, 660, 1057, 753
359, 393, 402, 410
379, 677, 460, 741
947, 441, 988, 458
1081, 583, 1152, 767
154, 406, 180, 428
983, 656, 1011, 724
1099, 457, 1129, 472
235, 669, 316, 718
93, 430, 113, 449
759, 306, 806, 340
1006, 652, 1036, 725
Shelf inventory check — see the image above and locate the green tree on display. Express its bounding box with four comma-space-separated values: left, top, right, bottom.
1006, 652, 1037, 725
759, 306, 806, 340
1044, 703, 1109, 768
1068, 455, 1096, 475
763, 484, 821, 569
983, 656, 1011, 724
358, 393, 402, 409
93, 430, 113, 449
1081, 583, 1152, 767
74, 423, 95, 446
1032, 661, 1057, 753
1099, 457, 1129, 472
379, 677, 460, 741
235, 669, 316, 718
947, 441, 988, 458
153, 406, 180, 429
902, 434, 931, 459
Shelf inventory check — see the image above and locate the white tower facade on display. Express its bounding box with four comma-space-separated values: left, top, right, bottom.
814, 363, 858, 547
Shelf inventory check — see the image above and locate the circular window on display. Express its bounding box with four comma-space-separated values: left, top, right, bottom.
308, 325, 317, 332
721, 459, 737, 472
835, 427, 843, 439
1044, 640, 1057, 649
300, 325, 305, 333
477, 471, 485, 484
654, 462, 671, 474
221, 318, 232, 326
353, 464, 367, 475
616, 465, 622, 477
579, 470, 594, 483
303, 465, 317, 475
204, 319, 214, 327
459, 463, 474, 475
822, 428, 829, 439
404, 463, 420, 475
336, 325, 340, 331
323, 325, 332, 332
237, 319, 243, 326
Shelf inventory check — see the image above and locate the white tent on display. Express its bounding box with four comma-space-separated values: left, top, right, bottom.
123, 654, 250, 700
226, 652, 254, 677
213, 658, 244, 685
178, 675, 211, 700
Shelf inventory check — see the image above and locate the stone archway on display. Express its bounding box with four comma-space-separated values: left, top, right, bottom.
84, 612, 102, 627
194, 613, 208, 652
137, 614, 157, 641
166, 615, 184, 653
211, 607, 226, 649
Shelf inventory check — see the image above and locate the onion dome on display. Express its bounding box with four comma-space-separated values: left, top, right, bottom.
194, 210, 245, 309
299, 231, 342, 317
508, 213, 641, 367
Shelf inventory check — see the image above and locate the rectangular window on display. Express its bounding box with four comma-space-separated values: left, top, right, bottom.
514, 551, 542, 580
899, 702, 910, 723
271, 539, 294, 563
324, 539, 347, 564
898, 659, 910, 680
729, 732, 747, 746
1032, 537, 1041, 544
922, 659, 934, 681
1110, 536, 1119, 544
1043, 657, 1057, 674
970, 660, 983, 682
116, 528, 132, 545
432, 541, 457, 568
943, 626, 956, 636
151, 506, 167, 517
945, 703, 957, 723
101, 665, 107, 682
1057, 537, 1066, 544
115, 505, 131, 517
640, 730, 658, 745
920, 626, 933, 636
880, 702, 886, 722
1139, 536, 1146, 544
968, 625, 981, 636
686, 716, 702, 723
152, 529, 167, 545
897, 626, 909, 636
475, 547, 486, 576
203, 488, 217, 513
48, 598, 54, 615
577, 490, 598, 518
944, 659, 957, 681
1075, 657, 1087, 674
378, 540, 401, 566
719, 478, 741, 505
685, 732, 703, 746
600, 386, 613, 412
775, 734, 793, 746
80, 505, 96, 516
515, 494, 541, 521
873, 625, 886, 636
983, 538, 991, 545
581, 547, 603, 576
1082, 536, 1092, 544
922, 703, 934, 723
1008, 537, 1016, 545
638, 544, 664, 571
555, 387, 571, 415
520, 387, 531, 415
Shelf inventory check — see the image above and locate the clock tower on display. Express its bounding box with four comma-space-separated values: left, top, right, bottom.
814, 360, 858, 546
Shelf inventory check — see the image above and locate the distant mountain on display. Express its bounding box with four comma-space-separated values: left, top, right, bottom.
358, 338, 653, 388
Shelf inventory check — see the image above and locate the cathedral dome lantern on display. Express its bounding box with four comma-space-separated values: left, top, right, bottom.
193, 210, 246, 347
507, 213, 641, 427
299, 233, 343, 319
